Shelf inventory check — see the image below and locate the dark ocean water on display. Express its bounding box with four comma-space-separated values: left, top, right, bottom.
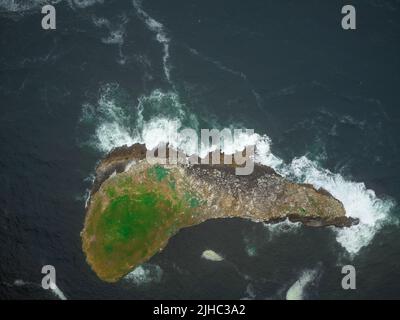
0, 0, 400, 299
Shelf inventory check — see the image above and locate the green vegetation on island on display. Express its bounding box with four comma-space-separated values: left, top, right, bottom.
82, 144, 357, 282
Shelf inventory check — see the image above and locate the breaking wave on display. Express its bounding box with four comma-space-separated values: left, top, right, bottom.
286, 268, 319, 300
69, 0, 103, 9
0, 0, 59, 12
79, 84, 198, 152
3, 279, 67, 300
50, 283, 67, 300
273, 156, 396, 255
263, 218, 302, 240
124, 264, 163, 285
79, 83, 396, 256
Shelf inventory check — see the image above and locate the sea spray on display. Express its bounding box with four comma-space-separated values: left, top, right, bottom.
286, 269, 319, 300
124, 264, 163, 285
80, 84, 395, 256
271, 156, 395, 255
8, 279, 67, 300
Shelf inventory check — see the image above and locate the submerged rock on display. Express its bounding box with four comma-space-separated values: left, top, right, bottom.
82, 144, 357, 282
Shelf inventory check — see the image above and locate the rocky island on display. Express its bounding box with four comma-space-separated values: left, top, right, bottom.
82, 144, 357, 282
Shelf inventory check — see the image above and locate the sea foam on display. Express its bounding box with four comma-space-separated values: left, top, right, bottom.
286, 269, 318, 300
80, 86, 395, 256
10, 279, 67, 300
124, 264, 163, 285
133, 0, 171, 82
0, 0, 101, 13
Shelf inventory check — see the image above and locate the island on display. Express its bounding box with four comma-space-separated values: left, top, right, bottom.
81, 143, 357, 282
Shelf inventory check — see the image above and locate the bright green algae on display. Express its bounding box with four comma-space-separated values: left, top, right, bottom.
83, 165, 203, 282
147, 165, 170, 182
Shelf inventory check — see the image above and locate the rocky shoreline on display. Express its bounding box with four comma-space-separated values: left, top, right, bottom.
82, 144, 358, 282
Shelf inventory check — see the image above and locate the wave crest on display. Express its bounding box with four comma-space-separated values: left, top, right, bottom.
80, 84, 396, 256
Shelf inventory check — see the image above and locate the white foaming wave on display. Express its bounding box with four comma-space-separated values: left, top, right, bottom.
141, 117, 181, 149
0, 0, 62, 12
254, 134, 284, 168
92, 109, 185, 153
80, 83, 135, 151
213, 127, 394, 255
124, 264, 163, 285
69, 0, 103, 9
220, 130, 258, 155
83, 85, 395, 256
276, 156, 395, 255
96, 122, 136, 152
93, 111, 394, 255
0, 0, 101, 13
84, 86, 195, 153
88, 89, 269, 160
246, 131, 394, 255
50, 282, 67, 300
93, 112, 395, 254
133, 0, 171, 82
10, 279, 67, 300
139, 120, 263, 159
263, 218, 301, 236
286, 269, 318, 300
99, 116, 190, 155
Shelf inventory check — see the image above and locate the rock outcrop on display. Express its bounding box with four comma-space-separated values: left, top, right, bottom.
82, 144, 357, 282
